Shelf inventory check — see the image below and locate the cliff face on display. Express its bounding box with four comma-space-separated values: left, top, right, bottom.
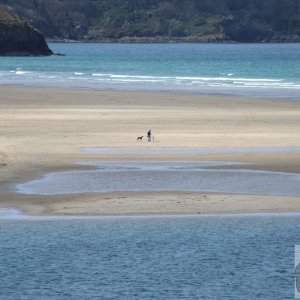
0, 5, 52, 56
1, 0, 300, 42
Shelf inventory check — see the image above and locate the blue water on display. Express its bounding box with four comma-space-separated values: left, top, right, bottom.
16, 161, 300, 197
0, 213, 299, 299
1, 43, 300, 98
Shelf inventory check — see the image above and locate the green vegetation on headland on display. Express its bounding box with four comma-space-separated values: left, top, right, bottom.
1, 0, 300, 42
0, 5, 52, 55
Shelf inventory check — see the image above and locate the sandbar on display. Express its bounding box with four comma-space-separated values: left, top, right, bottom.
0, 85, 299, 215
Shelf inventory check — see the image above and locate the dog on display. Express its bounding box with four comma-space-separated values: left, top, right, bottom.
137, 136, 143, 141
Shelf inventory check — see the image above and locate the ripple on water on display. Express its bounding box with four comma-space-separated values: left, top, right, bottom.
0, 213, 299, 299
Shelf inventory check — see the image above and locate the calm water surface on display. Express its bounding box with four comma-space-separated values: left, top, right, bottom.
0, 213, 299, 299
16, 161, 300, 196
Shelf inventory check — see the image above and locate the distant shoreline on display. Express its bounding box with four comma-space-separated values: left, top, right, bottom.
2, 82, 300, 100
46, 38, 300, 44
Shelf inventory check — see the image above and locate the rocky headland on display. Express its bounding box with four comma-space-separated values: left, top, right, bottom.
0, 5, 52, 56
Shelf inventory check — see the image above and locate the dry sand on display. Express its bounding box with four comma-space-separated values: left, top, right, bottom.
0, 85, 300, 216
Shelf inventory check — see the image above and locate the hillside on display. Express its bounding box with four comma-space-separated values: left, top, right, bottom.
0, 5, 52, 55
1, 0, 300, 42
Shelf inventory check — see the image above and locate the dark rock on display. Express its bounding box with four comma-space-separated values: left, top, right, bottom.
221, 18, 273, 42
0, 5, 53, 56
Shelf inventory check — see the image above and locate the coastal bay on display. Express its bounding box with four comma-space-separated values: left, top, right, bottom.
1, 9, 300, 299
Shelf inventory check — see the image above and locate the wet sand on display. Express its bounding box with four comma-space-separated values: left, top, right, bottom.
0, 85, 300, 215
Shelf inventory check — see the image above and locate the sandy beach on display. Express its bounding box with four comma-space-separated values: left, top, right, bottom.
0, 85, 300, 215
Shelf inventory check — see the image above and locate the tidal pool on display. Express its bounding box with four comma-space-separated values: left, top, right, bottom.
16, 161, 300, 196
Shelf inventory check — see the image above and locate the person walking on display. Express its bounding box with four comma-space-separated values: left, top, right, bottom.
147, 130, 152, 142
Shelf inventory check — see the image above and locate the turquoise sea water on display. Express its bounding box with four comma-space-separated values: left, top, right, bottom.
1, 43, 300, 98
0, 212, 299, 299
